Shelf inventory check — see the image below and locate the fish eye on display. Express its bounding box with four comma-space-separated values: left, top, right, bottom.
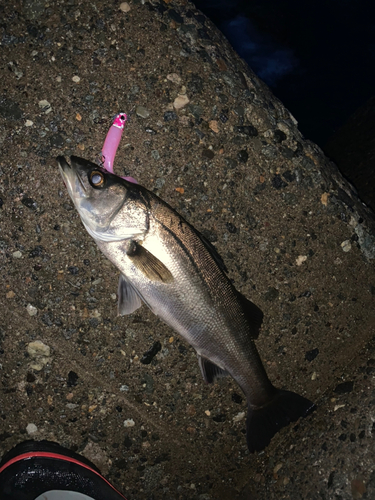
90, 171, 105, 187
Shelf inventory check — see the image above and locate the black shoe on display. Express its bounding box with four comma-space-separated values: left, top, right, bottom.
0, 440, 127, 500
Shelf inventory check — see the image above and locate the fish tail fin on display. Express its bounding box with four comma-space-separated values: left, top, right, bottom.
246, 389, 316, 453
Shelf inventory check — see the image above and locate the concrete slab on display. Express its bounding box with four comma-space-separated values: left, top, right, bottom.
0, 1, 374, 499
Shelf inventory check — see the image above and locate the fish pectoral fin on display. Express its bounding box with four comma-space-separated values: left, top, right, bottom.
118, 274, 143, 315
237, 291, 264, 339
198, 355, 229, 384
127, 241, 173, 283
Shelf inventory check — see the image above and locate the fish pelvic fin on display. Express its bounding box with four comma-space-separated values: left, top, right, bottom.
198, 355, 229, 383
117, 274, 143, 315
246, 389, 316, 453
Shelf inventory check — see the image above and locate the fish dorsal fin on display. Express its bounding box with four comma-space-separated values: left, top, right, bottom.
236, 291, 264, 339
198, 354, 229, 384
197, 232, 228, 273
127, 241, 173, 283
118, 273, 143, 315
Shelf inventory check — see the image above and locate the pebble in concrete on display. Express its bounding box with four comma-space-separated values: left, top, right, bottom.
27, 340, 51, 371
26, 423, 38, 435
136, 105, 150, 118
26, 303, 37, 316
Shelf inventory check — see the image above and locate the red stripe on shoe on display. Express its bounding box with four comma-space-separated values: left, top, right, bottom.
0, 451, 127, 499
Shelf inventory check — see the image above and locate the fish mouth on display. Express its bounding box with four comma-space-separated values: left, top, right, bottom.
57, 156, 87, 196
56, 155, 71, 181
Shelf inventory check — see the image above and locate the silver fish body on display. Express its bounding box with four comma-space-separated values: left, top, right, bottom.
58, 155, 315, 452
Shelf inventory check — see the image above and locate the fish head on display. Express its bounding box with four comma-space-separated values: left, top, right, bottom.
57, 155, 148, 242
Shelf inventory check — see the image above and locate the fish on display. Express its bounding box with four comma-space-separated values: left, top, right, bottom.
57, 155, 315, 452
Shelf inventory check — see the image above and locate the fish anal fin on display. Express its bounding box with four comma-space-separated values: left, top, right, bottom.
237, 292, 264, 339
127, 241, 173, 283
118, 274, 143, 315
198, 355, 228, 384
246, 389, 316, 453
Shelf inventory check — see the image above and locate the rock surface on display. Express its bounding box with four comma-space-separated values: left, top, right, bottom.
0, 1, 374, 499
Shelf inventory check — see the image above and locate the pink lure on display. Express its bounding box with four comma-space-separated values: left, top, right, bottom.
101, 113, 137, 184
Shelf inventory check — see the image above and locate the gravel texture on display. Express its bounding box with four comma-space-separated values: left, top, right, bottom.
0, 1, 375, 499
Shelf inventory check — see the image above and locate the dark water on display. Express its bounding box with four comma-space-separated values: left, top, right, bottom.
192, 0, 375, 210
193, 0, 375, 146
